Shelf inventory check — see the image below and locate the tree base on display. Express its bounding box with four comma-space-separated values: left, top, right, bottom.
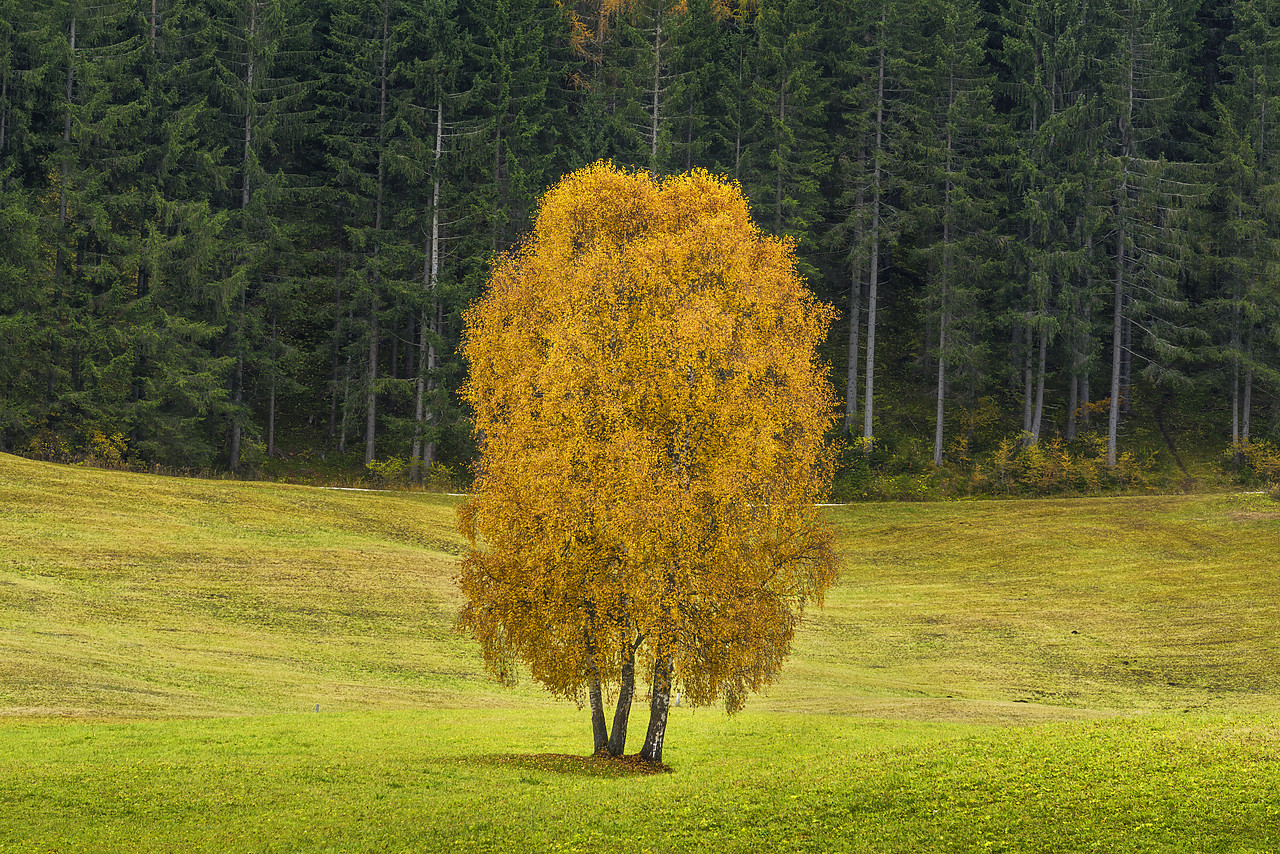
588, 750, 671, 774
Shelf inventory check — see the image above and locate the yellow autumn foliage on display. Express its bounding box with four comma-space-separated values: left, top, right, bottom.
458, 162, 838, 716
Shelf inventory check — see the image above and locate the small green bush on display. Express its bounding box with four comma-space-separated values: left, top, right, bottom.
366, 456, 409, 485
1228, 439, 1280, 485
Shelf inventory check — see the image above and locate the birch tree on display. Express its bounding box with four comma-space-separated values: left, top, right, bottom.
459, 163, 837, 765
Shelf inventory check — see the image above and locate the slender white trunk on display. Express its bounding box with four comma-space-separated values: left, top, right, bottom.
1108, 220, 1125, 468
934, 110, 954, 467
638, 654, 672, 764
364, 0, 390, 469
844, 148, 866, 433
864, 10, 887, 448
267, 313, 277, 457
1022, 324, 1034, 435
364, 304, 378, 466
412, 102, 443, 482
844, 265, 861, 431
1108, 28, 1135, 468
1242, 347, 1253, 443
1031, 326, 1047, 441
230, 347, 243, 471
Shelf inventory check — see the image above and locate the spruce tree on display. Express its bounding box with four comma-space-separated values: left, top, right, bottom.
744, 0, 829, 269
1000, 0, 1105, 445
1209, 0, 1280, 449
1097, 0, 1196, 465
661, 0, 733, 175
902, 0, 1001, 464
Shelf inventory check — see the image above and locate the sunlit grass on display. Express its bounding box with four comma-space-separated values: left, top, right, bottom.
1, 452, 1277, 851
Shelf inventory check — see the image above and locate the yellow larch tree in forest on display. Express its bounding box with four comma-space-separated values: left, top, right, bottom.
458, 162, 837, 765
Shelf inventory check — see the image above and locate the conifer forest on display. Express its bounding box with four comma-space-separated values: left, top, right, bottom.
1, 0, 1278, 493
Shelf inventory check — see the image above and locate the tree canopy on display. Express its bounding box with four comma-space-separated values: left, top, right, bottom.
458, 162, 838, 764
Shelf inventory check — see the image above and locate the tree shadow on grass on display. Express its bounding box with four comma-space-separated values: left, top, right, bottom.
473, 752, 671, 778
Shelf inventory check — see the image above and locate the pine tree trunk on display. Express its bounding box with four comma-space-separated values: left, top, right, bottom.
267, 313, 277, 458
934, 153, 953, 467
863, 15, 886, 450
1241, 323, 1253, 443
1067, 367, 1079, 441
1108, 40, 1135, 468
339, 352, 352, 455
1067, 293, 1080, 441
1120, 310, 1132, 416
364, 304, 378, 466
638, 654, 672, 765
1081, 251, 1092, 430
230, 351, 243, 472
1108, 222, 1125, 468
1031, 325, 1047, 442
328, 272, 342, 447
1022, 325, 1033, 436
1231, 340, 1240, 451
412, 101, 444, 484
844, 256, 861, 433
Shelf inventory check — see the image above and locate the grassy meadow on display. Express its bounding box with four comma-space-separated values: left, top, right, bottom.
1, 451, 1278, 852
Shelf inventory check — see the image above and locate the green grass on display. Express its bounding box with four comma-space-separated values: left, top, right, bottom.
1, 452, 1278, 851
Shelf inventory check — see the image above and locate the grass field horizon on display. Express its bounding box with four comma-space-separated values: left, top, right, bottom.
2, 452, 1278, 851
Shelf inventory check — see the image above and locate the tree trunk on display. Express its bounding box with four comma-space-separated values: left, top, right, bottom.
587, 674, 609, 754
267, 312, 277, 457
638, 654, 672, 765
844, 259, 861, 433
933, 158, 953, 467
844, 148, 865, 434
1081, 251, 1092, 429
229, 351, 243, 472
863, 13, 886, 450
364, 303, 378, 466
339, 351, 352, 454
1108, 42, 1134, 468
328, 271, 342, 447
1067, 338, 1080, 441
412, 101, 443, 483
1030, 325, 1047, 442
607, 639, 638, 756
242, 0, 256, 209
1231, 339, 1240, 450
1108, 221, 1125, 468
1022, 324, 1033, 437
1120, 310, 1132, 416
1243, 329, 1253, 443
